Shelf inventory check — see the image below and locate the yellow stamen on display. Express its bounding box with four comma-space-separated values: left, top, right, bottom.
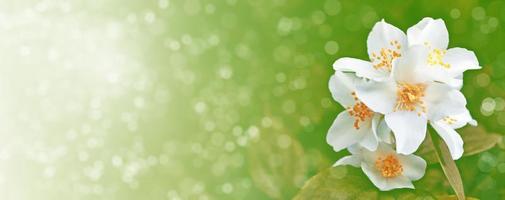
371, 40, 402, 71
395, 83, 427, 114
427, 48, 450, 69
347, 92, 374, 129
375, 154, 403, 178
443, 116, 457, 125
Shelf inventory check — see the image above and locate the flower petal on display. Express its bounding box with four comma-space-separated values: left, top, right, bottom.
398, 154, 427, 180
333, 57, 388, 81
431, 121, 464, 160
359, 132, 379, 151
347, 144, 363, 155
328, 72, 356, 107
361, 163, 414, 191
355, 79, 397, 114
385, 176, 415, 190
377, 117, 393, 144
367, 19, 407, 73
425, 82, 467, 121
360, 142, 394, 167
423, 47, 480, 88
444, 47, 481, 74
361, 163, 388, 190
326, 111, 370, 152
360, 114, 381, 151
407, 17, 449, 49
374, 138, 396, 153
435, 109, 477, 129
421, 66, 463, 88
392, 45, 430, 83
333, 155, 361, 167
385, 111, 427, 155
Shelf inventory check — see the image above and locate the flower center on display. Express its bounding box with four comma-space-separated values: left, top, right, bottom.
395, 83, 427, 113
375, 154, 403, 178
371, 40, 402, 71
347, 92, 374, 129
427, 48, 450, 69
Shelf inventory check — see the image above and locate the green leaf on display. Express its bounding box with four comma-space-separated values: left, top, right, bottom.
428, 128, 465, 200
460, 126, 501, 156
417, 126, 502, 164
293, 166, 436, 200
248, 132, 307, 199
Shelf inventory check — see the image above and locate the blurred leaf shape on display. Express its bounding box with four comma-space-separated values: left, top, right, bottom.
461, 127, 502, 156
417, 126, 502, 164
293, 166, 436, 200
248, 132, 307, 199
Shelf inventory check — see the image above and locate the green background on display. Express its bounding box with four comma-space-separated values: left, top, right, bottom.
1, 0, 504, 199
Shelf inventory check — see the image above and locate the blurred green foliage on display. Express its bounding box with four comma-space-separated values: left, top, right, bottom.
2, 0, 505, 199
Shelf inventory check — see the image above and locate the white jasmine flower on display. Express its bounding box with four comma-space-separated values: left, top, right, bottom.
335, 143, 427, 191
333, 19, 407, 82
334, 18, 480, 89
327, 72, 391, 152
407, 17, 481, 88
354, 45, 470, 156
